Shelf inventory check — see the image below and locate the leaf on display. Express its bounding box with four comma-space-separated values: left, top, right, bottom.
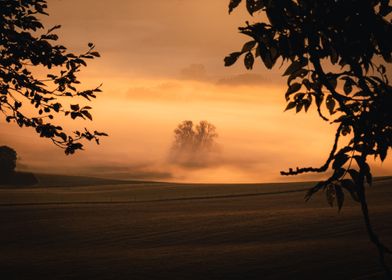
229, 0, 242, 13
270, 46, 279, 61
330, 48, 338, 64
90, 51, 100, 57
332, 168, 346, 180
43, 34, 58, 41
259, 45, 279, 69
341, 179, 359, 202
288, 69, 308, 85
94, 131, 109, 137
379, 142, 388, 161
335, 185, 345, 211
341, 125, 351, 136
255, 45, 260, 57
224, 52, 241, 67
380, 0, 392, 16
353, 156, 370, 174
348, 169, 361, 186
76, 58, 87, 67
70, 112, 79, 119
47, 25, 61, 33
332, 153, 349, 169
81, 110, 93, 121
326, 184, 335, 207
283, 61, 303, 76
285, 83, 301, 98
244, 52, 254, 70
241, 40, 257, 53
284, 101, 296, 111
296, 102, 304, 113
70, 104, 80, 111
305, 181, 326, 201
343, 78, 353, 95
303, 99, 311, 112
326, 95, 336, 114
327, 76, 337, 90
354, 90, 369, 97
59, 132, 67, 141
246, 0, 264, 15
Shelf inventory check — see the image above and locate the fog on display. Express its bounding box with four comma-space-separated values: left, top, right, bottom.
0, 0, 390, 183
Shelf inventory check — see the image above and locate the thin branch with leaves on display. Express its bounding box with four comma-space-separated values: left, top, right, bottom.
226, 0, 392, 278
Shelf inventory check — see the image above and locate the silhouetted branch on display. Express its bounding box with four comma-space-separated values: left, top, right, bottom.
226, 1, 392, 276
281, 123, 343, 176
357, 174, 392, 279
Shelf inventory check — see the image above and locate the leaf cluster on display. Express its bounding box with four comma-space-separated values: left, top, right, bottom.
226, 0, 392, 209
0, 0, 107, 154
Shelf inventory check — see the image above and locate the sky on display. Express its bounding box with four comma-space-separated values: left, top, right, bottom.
0, 0, 391, 183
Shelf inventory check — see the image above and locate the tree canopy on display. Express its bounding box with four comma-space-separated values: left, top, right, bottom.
0, 0, 106, 155
170, 120, 219, 167
226, 0, 391, 277
172, 120, 217, 152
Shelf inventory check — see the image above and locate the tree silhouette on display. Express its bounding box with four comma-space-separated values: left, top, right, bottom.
173, 121, 196, 152
0, 146, 17, 176
226, 0, 392, 277
0, 145, 37, 185
0, 0, 107, 155
170, 120, 218, 167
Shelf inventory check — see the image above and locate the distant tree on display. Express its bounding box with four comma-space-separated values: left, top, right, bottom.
226, 0, 391, 277
0, 0, 107, 155
194, 121, 218, 151
172, 120, 218, 153
0, 146, 17, 175
173, 120, 196, 152
170, 120, 218, 166
0, 145, 37, 185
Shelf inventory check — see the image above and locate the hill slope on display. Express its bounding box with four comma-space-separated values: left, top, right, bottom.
0, 177, 391, 279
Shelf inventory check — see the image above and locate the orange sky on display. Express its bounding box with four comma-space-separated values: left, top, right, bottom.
0, 0, 391, 183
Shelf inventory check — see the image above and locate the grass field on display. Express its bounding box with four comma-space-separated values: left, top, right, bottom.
0, 175, 391, 279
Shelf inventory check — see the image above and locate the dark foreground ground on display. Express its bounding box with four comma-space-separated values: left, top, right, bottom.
0, 176, 391, 280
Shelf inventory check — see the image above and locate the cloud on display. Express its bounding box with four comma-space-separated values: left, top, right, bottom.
180, 64, 208, 80
216, 73, 271, 87
178, 64, 279, 87
76, 163, 173, 181
168, 149, 223, 170
178, 64, 276, 88
125, 82, 184, 101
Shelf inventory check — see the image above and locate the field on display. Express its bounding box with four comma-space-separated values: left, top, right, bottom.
0, 175, 391, 279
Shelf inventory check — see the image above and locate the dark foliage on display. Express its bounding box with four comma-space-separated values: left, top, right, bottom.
0, 0, 107, 155
226, 0, 392, 277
